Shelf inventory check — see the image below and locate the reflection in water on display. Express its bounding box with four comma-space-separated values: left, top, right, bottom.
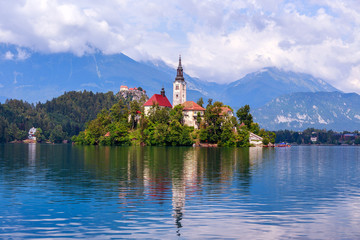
249, 147, 263, 166
28, 143, 36, 166
1, 145, 360, 239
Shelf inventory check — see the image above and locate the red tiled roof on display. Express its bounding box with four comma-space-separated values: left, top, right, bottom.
219, 107, 233, 116
143, 94, 172, 108
181, 101, 205, 111
120, 85, 128, 88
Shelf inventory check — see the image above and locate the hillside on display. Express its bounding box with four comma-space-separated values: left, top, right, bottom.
0, 91, 118, 142
253, 92, 360, 131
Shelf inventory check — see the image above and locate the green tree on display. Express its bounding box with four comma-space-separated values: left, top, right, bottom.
35, 128, 45, 142
129, 100, 141, 129
170, 105, 184, 124
49, 125, 66, 143
220, 120, 236, 147
236, 105, 253, 129
197, 97, 204, 107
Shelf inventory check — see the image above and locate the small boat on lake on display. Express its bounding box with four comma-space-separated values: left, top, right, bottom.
276, 142, 291, 147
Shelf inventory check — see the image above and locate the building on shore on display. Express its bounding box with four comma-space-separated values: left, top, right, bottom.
249, 132, 263, 147
28, 127, 37, 140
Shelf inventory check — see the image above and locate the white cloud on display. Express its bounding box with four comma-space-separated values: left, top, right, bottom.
4, 51, 14, 60
0, 0, 360, 92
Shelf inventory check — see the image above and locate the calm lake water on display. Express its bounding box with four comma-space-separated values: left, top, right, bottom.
1, 144, 360, 239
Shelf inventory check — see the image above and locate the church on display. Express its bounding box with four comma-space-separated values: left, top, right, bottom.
143, 56, 205, 129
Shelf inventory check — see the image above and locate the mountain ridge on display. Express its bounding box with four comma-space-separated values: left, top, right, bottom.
253, 91, 360, 131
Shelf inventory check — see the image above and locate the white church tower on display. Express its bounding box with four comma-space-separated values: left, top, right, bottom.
173, 55, 187, 106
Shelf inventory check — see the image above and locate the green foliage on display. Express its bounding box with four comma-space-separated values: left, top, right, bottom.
170, 105, 184, 124
73, 100, 130, 146
49, 125, 66, 143
236, 130, 250, 147
35, 128, 45, 142
203, 101, 223, 143
148, 104, 170, 124
236, 104, 253, 128
219, 120, 236, 147
0, 91, 118, 143
262, 138, 270, 145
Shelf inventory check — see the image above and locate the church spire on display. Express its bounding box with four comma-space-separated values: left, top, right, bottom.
175, 55, 184, 81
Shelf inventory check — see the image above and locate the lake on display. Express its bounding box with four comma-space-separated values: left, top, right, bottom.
1, 144, 360, 239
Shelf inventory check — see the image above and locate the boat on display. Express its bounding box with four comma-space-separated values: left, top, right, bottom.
276, 142, 291, 147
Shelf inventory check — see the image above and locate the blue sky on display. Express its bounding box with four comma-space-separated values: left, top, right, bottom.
0, 0, 360, 93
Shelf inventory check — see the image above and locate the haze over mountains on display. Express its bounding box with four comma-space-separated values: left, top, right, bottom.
0, 48, 338, 106
1, 47, 359, 131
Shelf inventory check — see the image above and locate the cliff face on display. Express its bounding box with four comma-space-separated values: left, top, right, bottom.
117, 89, 149, 102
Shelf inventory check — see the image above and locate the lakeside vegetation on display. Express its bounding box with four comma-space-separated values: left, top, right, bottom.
4, 90, 359, 146
0, 89, 275, 146
72, 98, 276, 147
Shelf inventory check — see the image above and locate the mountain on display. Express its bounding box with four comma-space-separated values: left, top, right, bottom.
222, 67, 339, 109
253, 92, 360, 131
0, 45, 222, 104
0, 45, 340, 111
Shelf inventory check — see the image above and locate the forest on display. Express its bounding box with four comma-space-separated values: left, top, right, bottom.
0, 91, 117, 143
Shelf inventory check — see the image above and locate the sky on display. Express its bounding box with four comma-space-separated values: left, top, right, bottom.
0, 0, 360, 93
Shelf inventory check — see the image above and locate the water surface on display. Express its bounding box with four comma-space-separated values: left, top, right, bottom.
1, 144, 360, 239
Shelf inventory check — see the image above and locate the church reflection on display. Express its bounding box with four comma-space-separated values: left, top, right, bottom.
124, 147, 254, 236
78, 146, 255, 236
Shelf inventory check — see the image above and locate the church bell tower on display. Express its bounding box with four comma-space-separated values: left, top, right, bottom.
173, 55, 187, 106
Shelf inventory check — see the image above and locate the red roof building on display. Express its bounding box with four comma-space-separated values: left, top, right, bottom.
143, 88, 172, 115
181, 101, 205, 111
219, 106, 234, 117
143, 94, 172, 108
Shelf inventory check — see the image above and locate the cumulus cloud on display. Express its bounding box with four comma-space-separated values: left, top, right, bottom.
0, 0, 360, 92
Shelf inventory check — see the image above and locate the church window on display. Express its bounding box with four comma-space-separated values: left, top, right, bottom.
176, 85, 179, 90
176, 94, 178, 98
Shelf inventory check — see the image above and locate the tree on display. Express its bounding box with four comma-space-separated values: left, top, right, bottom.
197, 97, 204, 107
129, 100, 141, 129
203, 101, 223, 143
170, 105, 184, 124
236, 105, 253, 129
49, 125, 66, 143
220, 120, 236, 147
35, 128, 45, 142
